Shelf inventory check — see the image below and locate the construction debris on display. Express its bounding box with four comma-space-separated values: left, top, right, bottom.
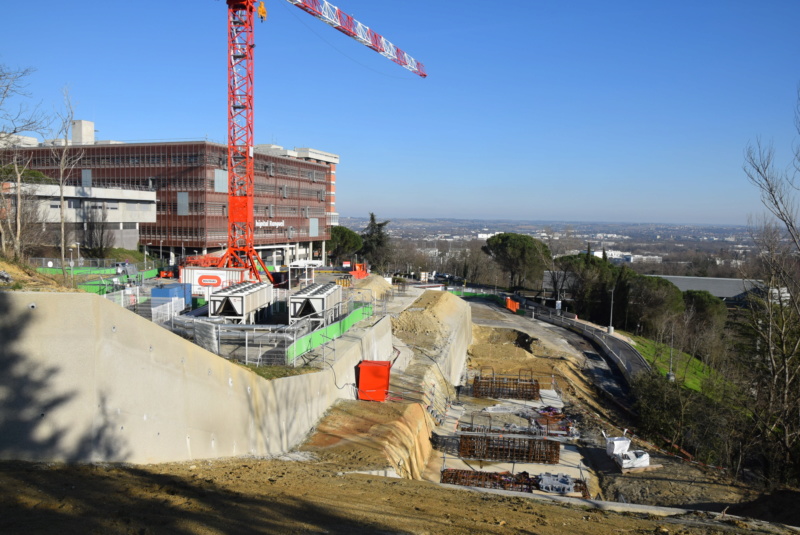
605, 434, 651, 471
538, 472, 575, 494
441, 468, 588, 497
457, 407, 578, 440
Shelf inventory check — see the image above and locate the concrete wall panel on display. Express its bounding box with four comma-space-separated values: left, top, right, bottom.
0, 292, 392, 464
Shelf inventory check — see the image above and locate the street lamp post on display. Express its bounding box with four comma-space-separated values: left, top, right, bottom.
159, 239, 163, 267
69, 247, 74, 287
608, 285, 615, 334
667, 325, 676, 382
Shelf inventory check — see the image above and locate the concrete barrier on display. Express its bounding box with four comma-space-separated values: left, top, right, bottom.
0, 292, 392, 464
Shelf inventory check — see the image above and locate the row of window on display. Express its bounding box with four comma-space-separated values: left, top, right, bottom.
32, 153, 326, 179
79, 177, 329, 194
139, 227, 329, 243
158, 202, 324, 218
48, 199, 119, 210
30, 154, 202, 168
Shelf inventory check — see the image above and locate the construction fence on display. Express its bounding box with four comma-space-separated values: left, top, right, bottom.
75, 266, 388, 366
153, 296, 376, 366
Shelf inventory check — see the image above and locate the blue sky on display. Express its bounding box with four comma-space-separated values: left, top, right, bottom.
1, 0, 799, 225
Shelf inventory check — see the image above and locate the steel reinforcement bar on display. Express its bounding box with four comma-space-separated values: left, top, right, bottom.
472, 376, 540, 400
458, 435, 560, 463
441, 468, 536, 493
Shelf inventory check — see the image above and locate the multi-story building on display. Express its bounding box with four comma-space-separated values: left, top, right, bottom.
15, 120, 339, 265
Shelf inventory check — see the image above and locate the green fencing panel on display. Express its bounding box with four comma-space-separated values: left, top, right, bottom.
448, 290, 505, 306
286, 303, 374, 364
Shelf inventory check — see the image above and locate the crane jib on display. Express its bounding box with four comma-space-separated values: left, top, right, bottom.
284, 0, 427, 78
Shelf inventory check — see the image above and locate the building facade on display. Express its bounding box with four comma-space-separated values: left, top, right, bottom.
14, 121, 339, 265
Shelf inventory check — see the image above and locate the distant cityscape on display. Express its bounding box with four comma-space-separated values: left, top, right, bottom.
339, 217, 753, 270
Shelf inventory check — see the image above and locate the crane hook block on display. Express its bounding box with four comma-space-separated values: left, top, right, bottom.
257, 1, 267, 21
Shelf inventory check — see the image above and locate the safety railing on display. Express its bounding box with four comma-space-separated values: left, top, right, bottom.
286, 301, 374, 365
523, 303, 650, 384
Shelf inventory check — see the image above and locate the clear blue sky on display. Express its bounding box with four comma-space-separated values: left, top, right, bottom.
2, 0, 799, 225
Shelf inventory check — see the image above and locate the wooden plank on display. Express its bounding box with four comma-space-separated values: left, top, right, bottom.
621, 463, 663, 474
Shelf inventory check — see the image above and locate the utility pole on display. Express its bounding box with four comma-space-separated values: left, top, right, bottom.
667, 325, 676, 382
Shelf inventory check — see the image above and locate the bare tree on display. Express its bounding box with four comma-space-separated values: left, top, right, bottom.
50, 87, 83, 277
741, 87, 800, 485
0, 65, 46, 146
0, 160, 50, 259
0, 64, 48, 260
84, 202, 114, 257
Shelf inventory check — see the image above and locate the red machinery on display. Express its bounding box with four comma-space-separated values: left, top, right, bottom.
215, 0, 425, 283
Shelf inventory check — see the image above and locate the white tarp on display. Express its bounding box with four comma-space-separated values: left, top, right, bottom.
606, 437, 631, 456
614, 450, 650, 469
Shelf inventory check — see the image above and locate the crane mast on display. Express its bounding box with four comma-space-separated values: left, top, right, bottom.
218, 0, 272, 282
216, 0, 425, 283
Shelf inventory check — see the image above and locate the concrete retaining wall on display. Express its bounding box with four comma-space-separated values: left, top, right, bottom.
0, 292, 392, 464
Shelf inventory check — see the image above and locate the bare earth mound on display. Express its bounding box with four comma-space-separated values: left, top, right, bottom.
391, 291, 464, 352
301, 399, 434, 479
353, 273, 392, 300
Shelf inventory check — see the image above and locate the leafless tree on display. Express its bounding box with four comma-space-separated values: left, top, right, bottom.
0, 64, 48, 260
50, 87, 83, 277
0, 162, 50, 259
0, 65, 46, 146
741, 86, 800, 484
84, 202, 114, 257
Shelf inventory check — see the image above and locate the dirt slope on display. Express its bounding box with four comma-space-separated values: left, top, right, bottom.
0, 258, 74, 292
2, 456, 789, 535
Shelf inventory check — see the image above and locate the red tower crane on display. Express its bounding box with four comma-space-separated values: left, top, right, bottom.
217, 0, 425, 282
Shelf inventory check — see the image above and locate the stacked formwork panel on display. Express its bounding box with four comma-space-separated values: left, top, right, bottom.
458, 434, 560, 464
